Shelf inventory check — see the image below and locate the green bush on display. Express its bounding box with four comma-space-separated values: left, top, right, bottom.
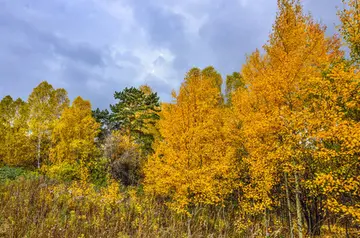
0, 166, 38, 183
0, 166, 25, 182
89, 157, 110, 187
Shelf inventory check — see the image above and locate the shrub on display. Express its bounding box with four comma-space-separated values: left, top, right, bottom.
0, 166, 37, 183
88, 157, 111, 187
43, 162, 81, 182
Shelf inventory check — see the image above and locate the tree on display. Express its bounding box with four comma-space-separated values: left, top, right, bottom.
225, 72, 245, 105
201, 66, 223, 92
110, 86, 160, 155
47, 97, 100, 181
232, 0, 343, 235
144, 67, 238, 212
0, 96, 34, 166
299, 1, 360, 227
50, 97, 99, 163
304, 62, 360, 228
200, 66, 225, 105
27, 81, 69, 168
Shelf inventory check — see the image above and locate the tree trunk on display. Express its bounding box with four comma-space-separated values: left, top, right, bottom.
294, 172, 303, 238
37, 135, 41, 169
285, 172, 294, 238
302, 196, 324, 236
345, 218, 350, 238
327, 211, 332, 234
264, 208, 269, 237
187, 217, 192, 238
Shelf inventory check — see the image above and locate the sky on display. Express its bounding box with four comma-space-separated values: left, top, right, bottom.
0, 0, 343, 108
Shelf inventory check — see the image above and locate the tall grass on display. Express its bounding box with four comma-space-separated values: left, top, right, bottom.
1, 176, 357, 237
0, 176, 241, 238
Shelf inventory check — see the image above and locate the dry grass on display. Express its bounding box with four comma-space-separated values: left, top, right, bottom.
0, 176, 239, 238
1, 176, 358, 237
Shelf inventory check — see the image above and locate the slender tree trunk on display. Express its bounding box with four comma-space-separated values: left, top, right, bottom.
285, 172, 294, 238
303, 195, 324, 236
345, 218, 350, 238
307, 204, 312, 236
294, 172, 303, 238
187, 217, 192, 238
37, 134, 41, 169
264, 208, 270, 237
327, 210, 332, 234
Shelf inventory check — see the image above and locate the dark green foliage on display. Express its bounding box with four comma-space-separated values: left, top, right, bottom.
110, 87, 160, 155
0, 166, 26, 182
92, 108, 112, 142
0, 166, 37, 183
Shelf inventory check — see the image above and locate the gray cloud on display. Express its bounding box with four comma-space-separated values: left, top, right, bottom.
198, 0, 276, 73
0, 0, 342, 108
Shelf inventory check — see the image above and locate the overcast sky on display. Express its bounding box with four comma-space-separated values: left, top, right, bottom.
0, 0, 343, 108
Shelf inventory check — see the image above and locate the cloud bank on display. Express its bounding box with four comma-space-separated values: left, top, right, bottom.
0, 0, 341, 108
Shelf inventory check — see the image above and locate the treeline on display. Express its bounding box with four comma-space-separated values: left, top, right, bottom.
0, 82, 161, 185
1, 0, 360, 237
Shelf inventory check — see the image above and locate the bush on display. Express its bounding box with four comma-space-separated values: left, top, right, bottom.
0, 166, 37, 183
110, 149, 141, 186
43, 162, 81, 182
103, 131, 143, 186
88, 157, 111, 187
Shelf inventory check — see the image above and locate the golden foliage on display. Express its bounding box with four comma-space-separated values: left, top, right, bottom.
1, 0, 360, 237
144, 68, 238, 212
50, 97, 100, 164
49, 97, 100, 181
232, 0, 339, 213
0, 97, 34, 166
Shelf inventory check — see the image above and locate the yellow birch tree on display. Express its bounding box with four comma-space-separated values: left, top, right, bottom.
49, 96, 100, 180
0, 96, 34, 166
144, 67, 238, 212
